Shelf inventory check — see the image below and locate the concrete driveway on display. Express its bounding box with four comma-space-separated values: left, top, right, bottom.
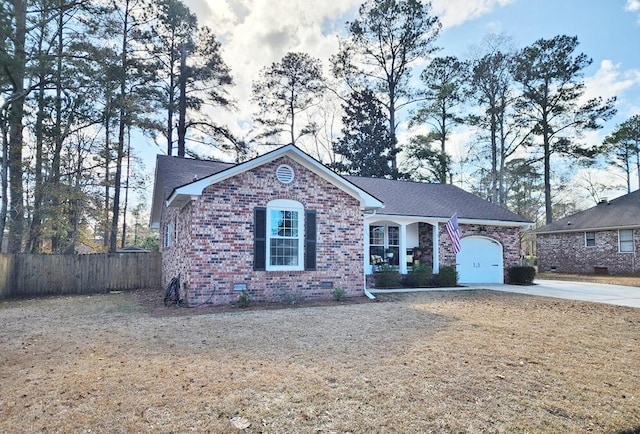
370, 279, 640, 308
468, 279, 640, 308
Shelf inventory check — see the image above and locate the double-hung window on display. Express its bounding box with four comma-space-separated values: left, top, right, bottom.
585, 232, 595, 247
268, 204, 303, 269
254, 200, 316, 271
369, 224, 400, 266
619, 229, 634, 253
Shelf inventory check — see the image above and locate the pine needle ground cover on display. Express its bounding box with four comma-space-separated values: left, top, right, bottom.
1, 288, 639, 433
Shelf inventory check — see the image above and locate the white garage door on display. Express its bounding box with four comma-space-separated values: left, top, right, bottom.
456, 236, 504, 284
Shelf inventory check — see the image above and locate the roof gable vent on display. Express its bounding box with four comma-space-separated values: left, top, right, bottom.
276, 164, 294, 184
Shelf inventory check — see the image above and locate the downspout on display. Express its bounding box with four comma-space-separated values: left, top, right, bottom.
363, 211, 376, 300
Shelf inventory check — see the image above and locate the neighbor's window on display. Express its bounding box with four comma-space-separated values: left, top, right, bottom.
619, 229, 634, 253
585, 231, 595, 247
267, 199, 304, 270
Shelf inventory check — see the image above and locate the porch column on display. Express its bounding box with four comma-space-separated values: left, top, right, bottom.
432, 223, 440, 273
399, 224, 407, 274
364, 220, 371, 274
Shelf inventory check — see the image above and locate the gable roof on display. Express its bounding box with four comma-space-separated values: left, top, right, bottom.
150, 145, 384, 227
150, 146, 532, 228
347, 176, 530, 225
533, 189, 640, 234
150, 155, 233, 228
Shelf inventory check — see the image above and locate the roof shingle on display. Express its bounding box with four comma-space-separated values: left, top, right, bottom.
533, 189, 640, 233
346, 176, 530, 222
151, 155, 531, 226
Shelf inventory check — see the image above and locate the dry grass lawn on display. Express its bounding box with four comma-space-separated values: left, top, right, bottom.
538, 272, 640, 288
1, 287, 639, 433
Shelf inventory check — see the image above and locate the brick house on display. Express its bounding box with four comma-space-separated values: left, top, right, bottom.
534, 190, 640, 275
150, 145, 531, 305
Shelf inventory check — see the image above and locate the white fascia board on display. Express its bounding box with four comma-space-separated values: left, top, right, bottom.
166, 144, 384, 210
366, 213, 532, 228
458, 218, 532, 228
284, 150, 383, 210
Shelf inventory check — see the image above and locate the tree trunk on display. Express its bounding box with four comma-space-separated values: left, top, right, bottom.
166, 31, 177, 156
110, 0, 130, 254
636, 140, 640, 192
388, 85, 397, 175
121, 127, 131, 248
177, 44, 187, 157
28, 61, 47, 253
50, 0, 65, 252
490, 108, 498, 203
103, 98, 111, 249
0, 106, 9, 251
543, 118, 553, 224
7, 0, 27, 254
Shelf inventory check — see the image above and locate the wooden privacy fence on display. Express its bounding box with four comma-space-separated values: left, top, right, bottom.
0, 253, 161, 299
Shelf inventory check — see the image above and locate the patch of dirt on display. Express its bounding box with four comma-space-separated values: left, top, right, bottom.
133, 286, 382, 317
1, 288, 639, 433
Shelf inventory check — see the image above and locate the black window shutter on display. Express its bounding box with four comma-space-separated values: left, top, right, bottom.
305, 210, 317, 271
254, 207, 266, 271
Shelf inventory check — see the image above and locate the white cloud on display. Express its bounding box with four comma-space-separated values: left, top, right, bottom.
625, 0, 640, 23
626, 0, 640, 11
189, 0, 518, 148
431, 0, 514, 29
190, 0, 361, 145
583, 60, 640, 117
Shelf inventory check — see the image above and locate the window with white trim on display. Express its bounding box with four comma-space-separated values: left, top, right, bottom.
266, 199, 304, 270
164, 222, 173, 248
619, 229, 634, 253
585, 231, 595, 247
369, 224, 400, 266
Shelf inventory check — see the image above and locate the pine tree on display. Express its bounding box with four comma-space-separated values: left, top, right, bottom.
331, 89, 397, 178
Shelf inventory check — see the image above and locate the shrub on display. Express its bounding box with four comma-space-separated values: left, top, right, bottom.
374, 264, 402, 288
402, 273, 419, 288
278, 290, 299, 305
331, 287, 346, 301
237, 290, 251, 308
508, 266, 536, 285
435, 266, 458, 287
407, 264, 432, 287
522, 256, 537, 267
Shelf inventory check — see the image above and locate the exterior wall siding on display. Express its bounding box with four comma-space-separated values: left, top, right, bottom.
537, 230, 640, 275
161, 156, 365, 305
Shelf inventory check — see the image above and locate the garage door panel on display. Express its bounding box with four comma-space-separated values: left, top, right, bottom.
457, 237, 503, 284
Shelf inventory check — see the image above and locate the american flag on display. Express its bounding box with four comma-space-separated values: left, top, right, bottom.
445, 213, 461, 254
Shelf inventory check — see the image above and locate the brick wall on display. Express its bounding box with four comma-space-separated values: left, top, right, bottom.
161, 156, 365, 305
537, 230, 640, 275
418, 222, 434, 265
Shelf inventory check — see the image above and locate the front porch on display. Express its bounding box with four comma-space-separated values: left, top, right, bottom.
365, 216, 443, 275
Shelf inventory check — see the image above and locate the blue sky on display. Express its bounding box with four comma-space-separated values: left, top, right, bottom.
438, 0, 640, 120
137, 0, 640, 206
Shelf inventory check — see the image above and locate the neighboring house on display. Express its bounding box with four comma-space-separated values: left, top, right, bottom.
534, 190, 640, 275
150, 145, 531, 306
